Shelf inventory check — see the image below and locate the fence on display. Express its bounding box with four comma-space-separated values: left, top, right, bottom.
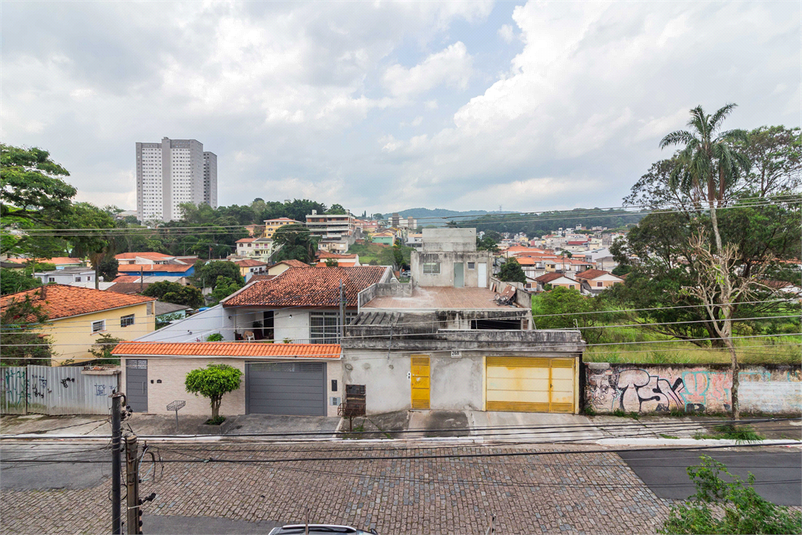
1, 366, 119, 415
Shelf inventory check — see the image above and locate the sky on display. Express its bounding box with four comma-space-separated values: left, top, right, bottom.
2, 1, 799, 215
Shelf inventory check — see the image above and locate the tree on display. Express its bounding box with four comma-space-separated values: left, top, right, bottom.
66, 202, 118, 289
142, 281, 204, 309
476, 235, 499, 253
531, 287, 613, 344
194, 261, 243, 290
325, 258, 339, 267
1, 268, 41, 295
0, 293, 52, 366
98, 257, 118, 281
210, 276, 243, 304
738, 126, 801, 197
185, 364, 243, 422
326, 204, 348, 215
660, 456, 802, 534
498, 258, 526, 283
272, 224, 318, 263
87, 333, 123, 365
371, 213, 383, 221
659, 103, 750, 253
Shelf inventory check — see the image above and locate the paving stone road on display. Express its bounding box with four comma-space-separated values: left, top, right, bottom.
1, 441, 674, 534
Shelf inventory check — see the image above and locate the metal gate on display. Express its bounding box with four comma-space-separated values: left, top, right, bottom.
126, 360, 148, 413
246, 362, 326, 416
1, 366, 118, 415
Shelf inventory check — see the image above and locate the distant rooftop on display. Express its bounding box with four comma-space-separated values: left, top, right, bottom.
363, 286, 515, 311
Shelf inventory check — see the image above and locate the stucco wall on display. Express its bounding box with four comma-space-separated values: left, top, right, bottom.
274, 310, 311, 343
49, 303, 155, 365
411, 251, 490, 287
137, 304, 230, 342
429, 354, 484, 410
585, 363, 802, 414
343, 349, 411, 414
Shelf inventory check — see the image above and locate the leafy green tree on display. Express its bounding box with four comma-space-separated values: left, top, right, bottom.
87, 333, 123, 365
476, 235, 499, 252
194, 261, 243, 290
498, 258, 526, 283
185, 364, 243, 422
737, 125, 801, 196
210, 276, 243, 304
0, 293, 52, 366
272, 224, 318, 263
660, 456, 802, 535
326, 204, 348, 215
142, 281, 204, 309
66, 202, 117, 288
98, 257, 118, 281
1, 269, 41, 295
531, 287, 614, 344
371, 213, 383, 221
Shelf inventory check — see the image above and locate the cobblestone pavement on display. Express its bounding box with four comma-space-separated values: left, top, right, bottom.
1, 441, 673, 534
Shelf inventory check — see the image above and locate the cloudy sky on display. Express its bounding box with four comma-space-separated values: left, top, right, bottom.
2, 1, 799, 215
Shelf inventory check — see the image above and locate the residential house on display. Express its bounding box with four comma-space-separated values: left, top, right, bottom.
133, 265, 391, 344
117, 263, 194, 278
113, 342, 343, 417
371, 231, 396, 246
305, 210, 356, 253
266, 259, 311, 276
0, 285, 155, 366
6, 257, 84, 269
235, 237, 279, 262
106, 275, 194, 296
234, 259, 268, 280
34, 267, 115, 289
315, 252, 360, 268
534, 272, 580, 292
263, 218, 303, 239
410, 228, 490, 288
574, 269, 623, 296
406, 233, 423, 249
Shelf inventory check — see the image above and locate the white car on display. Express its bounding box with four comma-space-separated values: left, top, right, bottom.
268, 524, 377, 535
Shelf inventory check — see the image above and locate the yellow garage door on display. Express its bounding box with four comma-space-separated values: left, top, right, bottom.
411, 355, 430, 410
486, 357, 575, 413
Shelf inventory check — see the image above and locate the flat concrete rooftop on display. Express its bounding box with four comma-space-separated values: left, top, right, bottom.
363, 286, 515, 310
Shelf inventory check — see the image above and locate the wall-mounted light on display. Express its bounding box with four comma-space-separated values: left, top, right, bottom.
289, 314, 293, 319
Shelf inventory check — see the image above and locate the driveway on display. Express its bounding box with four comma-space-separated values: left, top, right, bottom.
227, 414, 341, 437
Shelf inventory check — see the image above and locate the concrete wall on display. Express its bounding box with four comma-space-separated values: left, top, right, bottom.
411, 251, 490, 287
274, 310, 311, 343
137, 304, 231, 342
420, 228, 476, 252
121, 357, 343, 417
585, 363, 802, 414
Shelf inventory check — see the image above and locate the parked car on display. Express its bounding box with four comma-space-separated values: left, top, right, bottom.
268, 525, 377, 535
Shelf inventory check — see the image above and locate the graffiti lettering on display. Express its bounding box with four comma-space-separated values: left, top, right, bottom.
94, 384, 107, 396
3, 369, 26, 407
60, 377, 75, 388
617, 370, 685, 413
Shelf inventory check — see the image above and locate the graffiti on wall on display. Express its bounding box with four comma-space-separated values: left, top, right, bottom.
3, 369, 26, 407
587, 366, 732, 413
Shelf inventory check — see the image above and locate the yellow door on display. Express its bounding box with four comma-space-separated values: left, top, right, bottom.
486, 357, 575, 413
410, 355, 430, 409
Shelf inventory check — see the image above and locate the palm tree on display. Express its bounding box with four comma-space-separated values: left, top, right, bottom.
659, 103, 750, 252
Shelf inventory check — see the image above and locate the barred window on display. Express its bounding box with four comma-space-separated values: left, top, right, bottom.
120, 314, 135, 327
423, 262, 440, 274
309, 312, 356, 344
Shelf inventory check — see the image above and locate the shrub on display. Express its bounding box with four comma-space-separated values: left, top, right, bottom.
185, 364, 243, 420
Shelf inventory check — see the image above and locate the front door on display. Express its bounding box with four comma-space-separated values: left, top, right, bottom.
478, 263, 487, 288
454, 263, 464, 288
126, 359, 148, 413
410, 355, 430, 409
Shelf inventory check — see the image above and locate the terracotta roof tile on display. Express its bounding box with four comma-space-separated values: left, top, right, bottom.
224, 266, 387, 308
1, 285, 154, 320
106, 283, 151, 295
275, 259, 310, 268
535, 272, 571, 284
575, 269, 614, 280
235, 259, 268, 267
118, 264, 193, 273
112, 341, 340, 359
6, 257, 83, 265
248, 274, 277, 282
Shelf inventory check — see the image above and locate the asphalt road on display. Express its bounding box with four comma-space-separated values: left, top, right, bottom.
618, 448, 802, 506
1, 442, 110, 490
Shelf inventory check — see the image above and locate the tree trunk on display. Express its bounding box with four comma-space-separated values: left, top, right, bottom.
211, 397, 221, 420
725, 337, 740, 420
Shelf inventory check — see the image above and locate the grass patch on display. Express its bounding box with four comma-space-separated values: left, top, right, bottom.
611, 409, 640, 419
660, 434, 679, 439
204, 416, 226, 426
694, 424, 764, 442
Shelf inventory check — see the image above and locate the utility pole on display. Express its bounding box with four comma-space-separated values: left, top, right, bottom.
111, 393, 124, 535
126, 435, 140, 535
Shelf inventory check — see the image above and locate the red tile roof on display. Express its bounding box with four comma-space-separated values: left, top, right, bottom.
1, 285, 154, 320
112, 275, 141, 283
535, 273, 573, 284
235, 259, 268, 267
118, 264, 193, 273
236, 238, 256, 243
106, 283, 151, 295
274, 259, 310, 269
6, 257, 83, 265
575, 269, 616, 280
223, 266, 388, 308
247, 274, 277, 282
112, 341, 341, 359
318, 252, 357, 259
115, 252, 174, 261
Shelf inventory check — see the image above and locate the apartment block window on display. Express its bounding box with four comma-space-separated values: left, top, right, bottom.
120, 314, 135, 327
423, 262, 440, 274
467, 262, 475, 270
91, 320, 105, 334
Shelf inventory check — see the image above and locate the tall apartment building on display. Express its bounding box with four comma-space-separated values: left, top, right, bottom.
136, 137, 218, 222
305, 210, 356, 253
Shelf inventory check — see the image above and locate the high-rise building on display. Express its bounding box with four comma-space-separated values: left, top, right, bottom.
135, 137, 217, 222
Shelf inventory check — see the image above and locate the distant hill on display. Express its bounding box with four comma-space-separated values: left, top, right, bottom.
455, 208, 646, 236
396, 208, 510, 227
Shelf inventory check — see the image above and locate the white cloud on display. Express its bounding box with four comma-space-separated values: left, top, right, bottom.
382, 42, 473, 98
498, 24, 515, 43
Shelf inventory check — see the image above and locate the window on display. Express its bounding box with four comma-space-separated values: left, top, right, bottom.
75, 277, 81, 282
48, 277, 55, 283
467, 262, 475, 270
120, 314, 135, 327
91, 320, 105, 333
596, 281, 603, 287
423, 262, 440, 274
310, 312, 356, 344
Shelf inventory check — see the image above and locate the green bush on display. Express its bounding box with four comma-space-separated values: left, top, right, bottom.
660, 456, 802, 534
185, 364, 242, 420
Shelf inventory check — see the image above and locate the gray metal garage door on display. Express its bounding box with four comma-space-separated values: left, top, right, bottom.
126, 359, 148, 413
246, 362, 326, 416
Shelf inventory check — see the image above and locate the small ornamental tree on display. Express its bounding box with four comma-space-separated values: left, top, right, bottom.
498, 258, 526, 283
184, 364, 243, 422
